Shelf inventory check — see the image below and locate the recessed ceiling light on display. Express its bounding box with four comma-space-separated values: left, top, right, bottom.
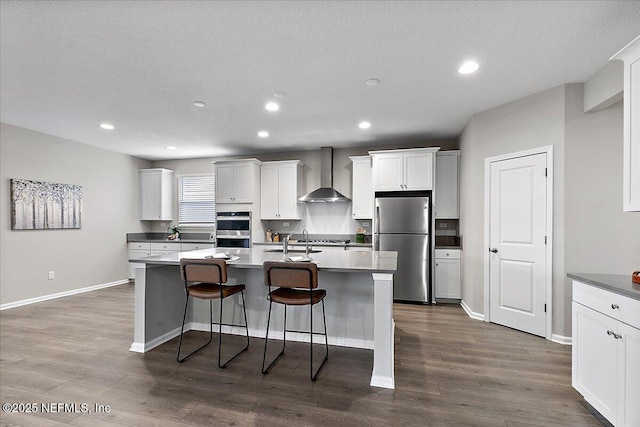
258, 131, 269, 138
273, 92, 287, 98
458, 61, 479, 74
265, 102, 280, 111
366, 79, 380, 86
193, 101, 206, 108
166, 146, 177, 150
99, 123, 114, 130
359, 121, 371, 129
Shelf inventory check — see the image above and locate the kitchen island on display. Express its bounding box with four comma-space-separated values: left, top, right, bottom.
129, 247, 398, 389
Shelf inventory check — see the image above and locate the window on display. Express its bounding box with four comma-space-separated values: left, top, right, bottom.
177, 174, 215, 226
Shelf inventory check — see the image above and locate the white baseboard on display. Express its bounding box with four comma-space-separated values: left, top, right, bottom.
190, 322, 374, 350
460, 300, 485, 321
130, 325, 184, 353
458, 301, 572, 345
551, 333, 572, 345
0, 279, 130, 311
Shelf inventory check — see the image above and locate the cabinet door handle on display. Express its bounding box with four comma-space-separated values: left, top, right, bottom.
489, 248, 498, 253
611, 304, 619, 309
607, 330, 622, 339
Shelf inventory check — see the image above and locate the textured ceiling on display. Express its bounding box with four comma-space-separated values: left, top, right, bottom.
1, 1, 639, 160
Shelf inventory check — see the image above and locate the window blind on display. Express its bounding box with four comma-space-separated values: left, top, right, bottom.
177, 174, 215, 225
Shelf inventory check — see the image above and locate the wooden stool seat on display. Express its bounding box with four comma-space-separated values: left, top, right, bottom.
187, 283, 245, 299
268, 288, 326, 305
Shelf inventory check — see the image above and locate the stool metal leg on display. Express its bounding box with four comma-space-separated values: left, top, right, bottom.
177, 297, 213, 363
310, 299, 329, 381
218, 291, 250, 368
262, 299, 286, 374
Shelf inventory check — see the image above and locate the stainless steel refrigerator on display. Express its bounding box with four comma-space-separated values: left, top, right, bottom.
374, 193, 431, 303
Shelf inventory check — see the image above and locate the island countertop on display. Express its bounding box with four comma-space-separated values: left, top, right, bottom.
130, 247, 397, 274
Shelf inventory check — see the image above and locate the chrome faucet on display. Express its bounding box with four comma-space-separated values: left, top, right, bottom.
302, 229, 309, 257
283, 233, 293, 255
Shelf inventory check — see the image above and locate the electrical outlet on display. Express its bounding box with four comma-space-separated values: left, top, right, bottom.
161, 222, 166, 227
283, 222, 290, 227
48, 271, 55, 280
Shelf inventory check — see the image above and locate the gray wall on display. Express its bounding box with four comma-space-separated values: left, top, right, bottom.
459, 83, 639, 338
459, 85, 567, 335
0, 123, 151, 306
564, 88, 640, 328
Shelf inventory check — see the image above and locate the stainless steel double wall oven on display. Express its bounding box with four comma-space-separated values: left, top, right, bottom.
215, 211, 251, 248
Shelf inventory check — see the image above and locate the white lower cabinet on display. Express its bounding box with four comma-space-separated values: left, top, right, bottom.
180, 243, 214, 251
150, 242, 182, 256
572, 280, 640, 426
435, 249, 461, 299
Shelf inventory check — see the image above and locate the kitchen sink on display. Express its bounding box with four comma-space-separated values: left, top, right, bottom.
263, 249, 323, 254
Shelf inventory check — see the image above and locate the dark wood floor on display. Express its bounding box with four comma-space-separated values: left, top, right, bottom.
0, 283, 605, 426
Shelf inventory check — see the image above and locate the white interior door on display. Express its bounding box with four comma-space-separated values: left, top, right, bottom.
489, 153, 547, 336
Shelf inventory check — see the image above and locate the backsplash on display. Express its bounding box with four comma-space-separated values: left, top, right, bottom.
263, 203, 371, 236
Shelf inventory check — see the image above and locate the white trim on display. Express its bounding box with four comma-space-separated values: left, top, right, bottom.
460, 300, 485, 321
190, 322, 374, 350
483, 145, 554, 340
130, 325, 183, 353
551, 334, 572, 346
0, 279, 129, 311
130, 321, 375, 355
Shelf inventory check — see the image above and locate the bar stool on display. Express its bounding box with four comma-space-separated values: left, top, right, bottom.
262, 261, 329, 381
177, 258, 249, 368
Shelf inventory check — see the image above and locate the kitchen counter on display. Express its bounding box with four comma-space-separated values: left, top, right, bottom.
130, 247, 398, 389
567, 273, 640, 301
127, 232, 213, 244
253, 241, 373, 249
130, 247, 394, 272
435, 245, 462, 249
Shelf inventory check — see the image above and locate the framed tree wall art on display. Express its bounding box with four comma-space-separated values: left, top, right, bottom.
10, 178, 82, 230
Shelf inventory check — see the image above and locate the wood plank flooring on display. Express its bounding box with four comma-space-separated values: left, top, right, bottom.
0, 283, 606, 426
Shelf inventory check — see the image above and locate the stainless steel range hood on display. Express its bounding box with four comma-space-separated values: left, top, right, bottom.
299, 147, 351, 203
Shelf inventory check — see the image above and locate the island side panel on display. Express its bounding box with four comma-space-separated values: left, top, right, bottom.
131, 262, 208, 353
130, 264, 146, 352
370, 272, 395, 389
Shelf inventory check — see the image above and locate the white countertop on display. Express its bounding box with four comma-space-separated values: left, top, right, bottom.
130, 247, 397, 274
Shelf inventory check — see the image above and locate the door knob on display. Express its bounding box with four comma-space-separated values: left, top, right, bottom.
489, 248, 498, 253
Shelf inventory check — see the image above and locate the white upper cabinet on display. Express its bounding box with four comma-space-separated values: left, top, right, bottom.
611, 36, 640, 211
139, 168, 175, 220
435, 151, 460, 219
261, 160, 303, 220
349, 156, 373, 219
214, 159, 261, 204
370, 148, 440, 192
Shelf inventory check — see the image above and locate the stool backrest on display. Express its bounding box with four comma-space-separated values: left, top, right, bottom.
180, 258, 227, 284
263, 261, 318, 289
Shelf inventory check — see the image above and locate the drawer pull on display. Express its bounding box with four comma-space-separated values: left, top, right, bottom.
611, 304, 619, 310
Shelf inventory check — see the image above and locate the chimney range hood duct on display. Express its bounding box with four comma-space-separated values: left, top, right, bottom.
298, 147, 351, 203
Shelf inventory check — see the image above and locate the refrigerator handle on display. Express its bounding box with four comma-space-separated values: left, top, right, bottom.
375, 205, 380, 251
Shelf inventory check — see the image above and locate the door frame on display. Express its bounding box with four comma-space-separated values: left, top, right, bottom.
483, 145, 554, 340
